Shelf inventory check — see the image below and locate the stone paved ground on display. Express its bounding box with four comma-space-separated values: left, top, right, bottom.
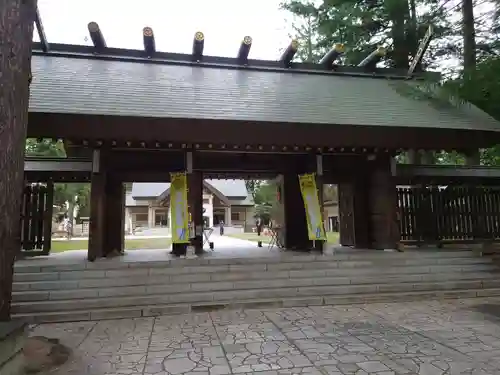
32, 297, 500, 374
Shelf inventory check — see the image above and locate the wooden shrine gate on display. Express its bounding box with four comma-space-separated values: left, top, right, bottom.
20, 183, 54, 256
397, 186, 500, 245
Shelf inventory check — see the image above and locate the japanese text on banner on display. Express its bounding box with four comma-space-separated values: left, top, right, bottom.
298, 173, 326, 241
170, 172, 190, 244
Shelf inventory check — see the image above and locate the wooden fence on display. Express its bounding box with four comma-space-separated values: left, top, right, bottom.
20, 183, 54, 255
397, 186, 500, 244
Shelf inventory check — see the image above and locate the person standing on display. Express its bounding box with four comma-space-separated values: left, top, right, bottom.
256, 217, 263, 247
219, 220, 224, 235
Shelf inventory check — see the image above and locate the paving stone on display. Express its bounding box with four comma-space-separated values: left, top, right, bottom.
224, 340, 312, 373
41, 352, 147, 374
24, 297, 500, 374
216, 323, 286, 344
149, 325, 220, 352
144, 346, 231, 375
210, 309, 270, 326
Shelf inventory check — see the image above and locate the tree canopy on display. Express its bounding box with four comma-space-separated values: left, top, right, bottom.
282, 0, 500, 166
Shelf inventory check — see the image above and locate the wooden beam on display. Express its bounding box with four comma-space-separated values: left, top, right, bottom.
395, 164, 500, 179
34, 5, 49, 52
28, 112, 500, 150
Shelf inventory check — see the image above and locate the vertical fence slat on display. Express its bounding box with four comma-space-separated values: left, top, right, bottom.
397, 185, 500, 245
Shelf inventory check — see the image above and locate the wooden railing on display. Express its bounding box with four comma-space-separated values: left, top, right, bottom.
397, 186, 500, 245
20, 183, 53, 255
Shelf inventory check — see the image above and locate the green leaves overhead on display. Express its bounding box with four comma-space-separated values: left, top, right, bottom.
281, 0, 459, 68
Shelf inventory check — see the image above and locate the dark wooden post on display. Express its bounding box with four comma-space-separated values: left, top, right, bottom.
314, 155, 325, 252
0, 0, 36, 321
281, 155, 311, 251
104, 178, 125, 255
338, 177, 370, 249
187, 170, 204, 254
464, 149, 480, 166
407, 149, 421, 165
338, 183, 356, 247
42, 181, 54, 254
282, 173, 310, 250
367, 155, 400, 250
88, 149, 107, 261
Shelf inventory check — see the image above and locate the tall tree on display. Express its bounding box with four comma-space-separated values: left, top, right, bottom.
0, 0, 36, 320
462, 0, 476, 72
282, 0, 459, 69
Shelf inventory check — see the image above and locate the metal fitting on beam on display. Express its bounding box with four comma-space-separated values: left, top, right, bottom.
280, 39, 299, 67
143, 27, 156, 56
237, 36, 252, 64
319, 43, 345, 68
192, 31, 205, 61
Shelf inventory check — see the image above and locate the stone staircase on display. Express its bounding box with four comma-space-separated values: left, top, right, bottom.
12, 250, 500, 323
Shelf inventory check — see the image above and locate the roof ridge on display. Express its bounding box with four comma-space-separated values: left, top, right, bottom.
32, 43, 437, 81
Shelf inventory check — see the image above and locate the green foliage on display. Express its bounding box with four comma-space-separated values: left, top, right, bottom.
451, 57, 500, 121
282, 0, 500, 167
281, 0, 459, 68
391, 80, 464, 110
245, 180, 263, 200
25, 138, 66, 157
252, 181, 278, 223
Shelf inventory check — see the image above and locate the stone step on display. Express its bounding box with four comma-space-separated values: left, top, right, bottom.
12, 258, 495, 284
12, 250, 482, 274
10, 278, 498, 315
11, 273, 500, 302
11, 267, 500, 297
13, 287, 500, 323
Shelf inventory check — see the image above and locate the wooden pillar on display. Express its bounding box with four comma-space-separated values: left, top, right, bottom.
464, 149, 480, 166
407, 149, 421, 164
188, 169, 203, 254
88, 150, 107, 262
42, 181, 54, 254
367, 155, 400, 250
282, 173, 310, 250
338, 176, 370, 249
314, 155, 325, 252
420, 150, 434, 165
104, 178, 125, 255
279, 155, 313, 251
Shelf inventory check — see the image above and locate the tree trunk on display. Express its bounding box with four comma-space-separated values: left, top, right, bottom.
462, 0, 476, 71
67, 200, 75, 236
0, 0, 36, 321
388, 0, 410, 69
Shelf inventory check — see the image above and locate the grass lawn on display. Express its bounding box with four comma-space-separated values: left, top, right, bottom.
228, 231, 339, 244
50, 238, 172, 253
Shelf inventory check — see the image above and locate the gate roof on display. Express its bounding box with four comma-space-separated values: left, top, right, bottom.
29, 44, 500, 133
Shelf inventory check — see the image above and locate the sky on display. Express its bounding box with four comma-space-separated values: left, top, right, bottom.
34, 0, 494, 73
34, 0, 293, 60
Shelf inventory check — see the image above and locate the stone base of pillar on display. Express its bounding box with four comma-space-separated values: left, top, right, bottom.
171, 243, 187, 257
191, 236, 203, 255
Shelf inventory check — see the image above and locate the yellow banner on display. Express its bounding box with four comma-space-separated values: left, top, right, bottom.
298, 173, 326, 241
170, 172, 190, 243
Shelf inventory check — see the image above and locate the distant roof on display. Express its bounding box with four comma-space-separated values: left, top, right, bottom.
129, 179, 251, 205
29, 51, 500, 132
205, 179, 248, 198
131, 183, 169, 199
